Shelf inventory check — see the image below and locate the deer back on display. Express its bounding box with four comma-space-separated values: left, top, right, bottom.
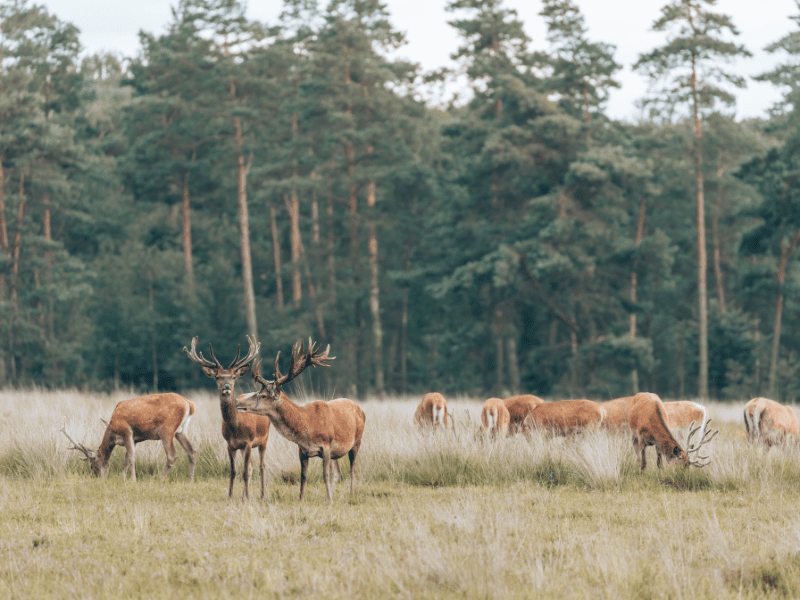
529, 399, 605, 434
503, 394, 545, 432
744, 397, 799, 440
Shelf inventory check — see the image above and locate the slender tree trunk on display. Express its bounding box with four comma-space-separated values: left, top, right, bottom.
233, 115, 257, 342
289, 113, 302, 308
494, 308, 504, 395
753, 315, 762, 393
768, 228, 800, 396
366, 145, 384, 396
630, 197, 647, 392
712, 165, 726, 313
286, 190, 302, 309
506, 336, 521, 394
10, 171, 25, 312
43, 194, 54, 343
181, 173, 195, 298
570, 309, 578, 393
0, 158, 7, 302
326, 194, 336, 305
149, 272, 158, 392
270, 203, 284, 310
691, 55, 709, 400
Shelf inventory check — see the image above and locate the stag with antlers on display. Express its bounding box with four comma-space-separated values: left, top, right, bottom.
61, 393, 197, 481
236, 339, 365, 502
627, 392, 717, 469
184, 335, 270, 500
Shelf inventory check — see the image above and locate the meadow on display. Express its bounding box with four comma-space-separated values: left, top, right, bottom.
1, 390, 800, 599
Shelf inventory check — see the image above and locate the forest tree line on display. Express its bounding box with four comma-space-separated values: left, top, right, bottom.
2, 0, 800, 401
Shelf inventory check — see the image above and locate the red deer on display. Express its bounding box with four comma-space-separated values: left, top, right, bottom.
627, 392, 716, 469
415, 393, 450, 429
481, 397, 510, 438
743, 397, 799, 446
60, 393, 196, 481
503, 394, 545, 433
237, 339, 365, 502
184, 336, 270, 500
598, 395, 636, 430
527, 400, 606, 436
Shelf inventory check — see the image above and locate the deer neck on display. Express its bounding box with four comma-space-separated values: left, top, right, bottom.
219, 391, 241, 427
96, 428, 116, 470
262, 392, 307, 440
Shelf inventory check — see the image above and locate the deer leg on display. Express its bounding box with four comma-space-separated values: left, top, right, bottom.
175, 432, 196, 482
331, 459, 342, 484
227, 447, 237, 498
241, 445, 252, 502
160, 436, 178, 479
299, 450, 309, 501
656, 449, 663, 469
258, 443, 266, 500
348, 447, 358, 496
322, 448, 332, 502
124, 433, 136, 481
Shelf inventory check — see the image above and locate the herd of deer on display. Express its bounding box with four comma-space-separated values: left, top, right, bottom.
417, 391, 800, 470
59, 336, 800, 501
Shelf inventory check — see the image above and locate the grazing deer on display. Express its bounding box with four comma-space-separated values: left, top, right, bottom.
60, 393, 196, 481
503, 394, 545, 433
627, 392, 717, 470
480, 397, 510, 438
743, 397, 799, 446
237, 339, 365, 502
598, 395, 635, 430
415, 393, 451, 429
527, 400, 606, 436
184, 336, 270, 500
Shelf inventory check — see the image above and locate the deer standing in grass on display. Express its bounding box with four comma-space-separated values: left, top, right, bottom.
61, 393, 196, 481
627, 392, 716, 469
415, 393, 450, 429
481, 397, 510, 438
527, 400, 606, 436
503, 394, 545, 433
743, 397, 799, 446
237, 339, 365, 502
184, 336, 270, 500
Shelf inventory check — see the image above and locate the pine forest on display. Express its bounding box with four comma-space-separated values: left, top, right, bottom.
2, 0, 800, 403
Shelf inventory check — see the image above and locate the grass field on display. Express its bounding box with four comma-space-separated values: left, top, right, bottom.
1, 390, 800, 599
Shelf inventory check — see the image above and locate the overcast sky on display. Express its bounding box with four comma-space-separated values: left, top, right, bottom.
35, 0, 800, 122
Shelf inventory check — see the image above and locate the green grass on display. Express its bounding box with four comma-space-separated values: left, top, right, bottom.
2, 391, 800, 598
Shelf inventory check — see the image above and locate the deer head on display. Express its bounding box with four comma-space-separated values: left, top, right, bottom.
251, 338, 334, 407
60, 421, 108, 477
184, 335, 260, 399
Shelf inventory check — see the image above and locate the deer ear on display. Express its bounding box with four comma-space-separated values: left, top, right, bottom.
235, 364, 251, 377
201, 366, 217, 378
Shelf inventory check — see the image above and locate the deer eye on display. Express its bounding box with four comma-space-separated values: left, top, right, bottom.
672, 446, 682, 458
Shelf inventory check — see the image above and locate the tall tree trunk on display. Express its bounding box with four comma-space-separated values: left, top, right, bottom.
10, 171, 25, 312
289, 113, 302, 308
286, 190, 302, 309
270, 203, 284, 310
712, 165, 726, 313
768, 228, 800, 396
0, 158, 7, 302
691, 54, 709, 400
43, 194, 54, 343
494, 308, 504, 395
181, 173, 195, 298
149, 272, 158, 392
366, 145, 384, 396
630, 197, 647, 392
326, 194, 336, 305
233, 115, 258, 342
506, 336, 521, 394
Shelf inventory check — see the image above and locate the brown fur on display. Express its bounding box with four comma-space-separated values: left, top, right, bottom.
480, 397, 510, 438
414, 392, 450, 428
503, 394, 545, 433
528, 400, 605, 435
744, 397, 799, 446
598, 395, 636, 430
242, 340, 365, 502
63, 393, 197, 481
627, 392, 687, 470
662, 401, 707, 429
184, 337, 270, 500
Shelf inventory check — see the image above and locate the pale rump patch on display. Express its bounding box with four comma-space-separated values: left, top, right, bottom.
176, 406, 192, 434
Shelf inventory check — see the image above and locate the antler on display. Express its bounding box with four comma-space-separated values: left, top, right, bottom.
274, 338, 334, 387
229, 335, 260, 370
60, 421, 94, 460
685, 419, 719, 468
183, 336, 222, 369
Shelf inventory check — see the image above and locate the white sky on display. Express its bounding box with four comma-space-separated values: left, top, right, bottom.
36, 0, 800, 122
